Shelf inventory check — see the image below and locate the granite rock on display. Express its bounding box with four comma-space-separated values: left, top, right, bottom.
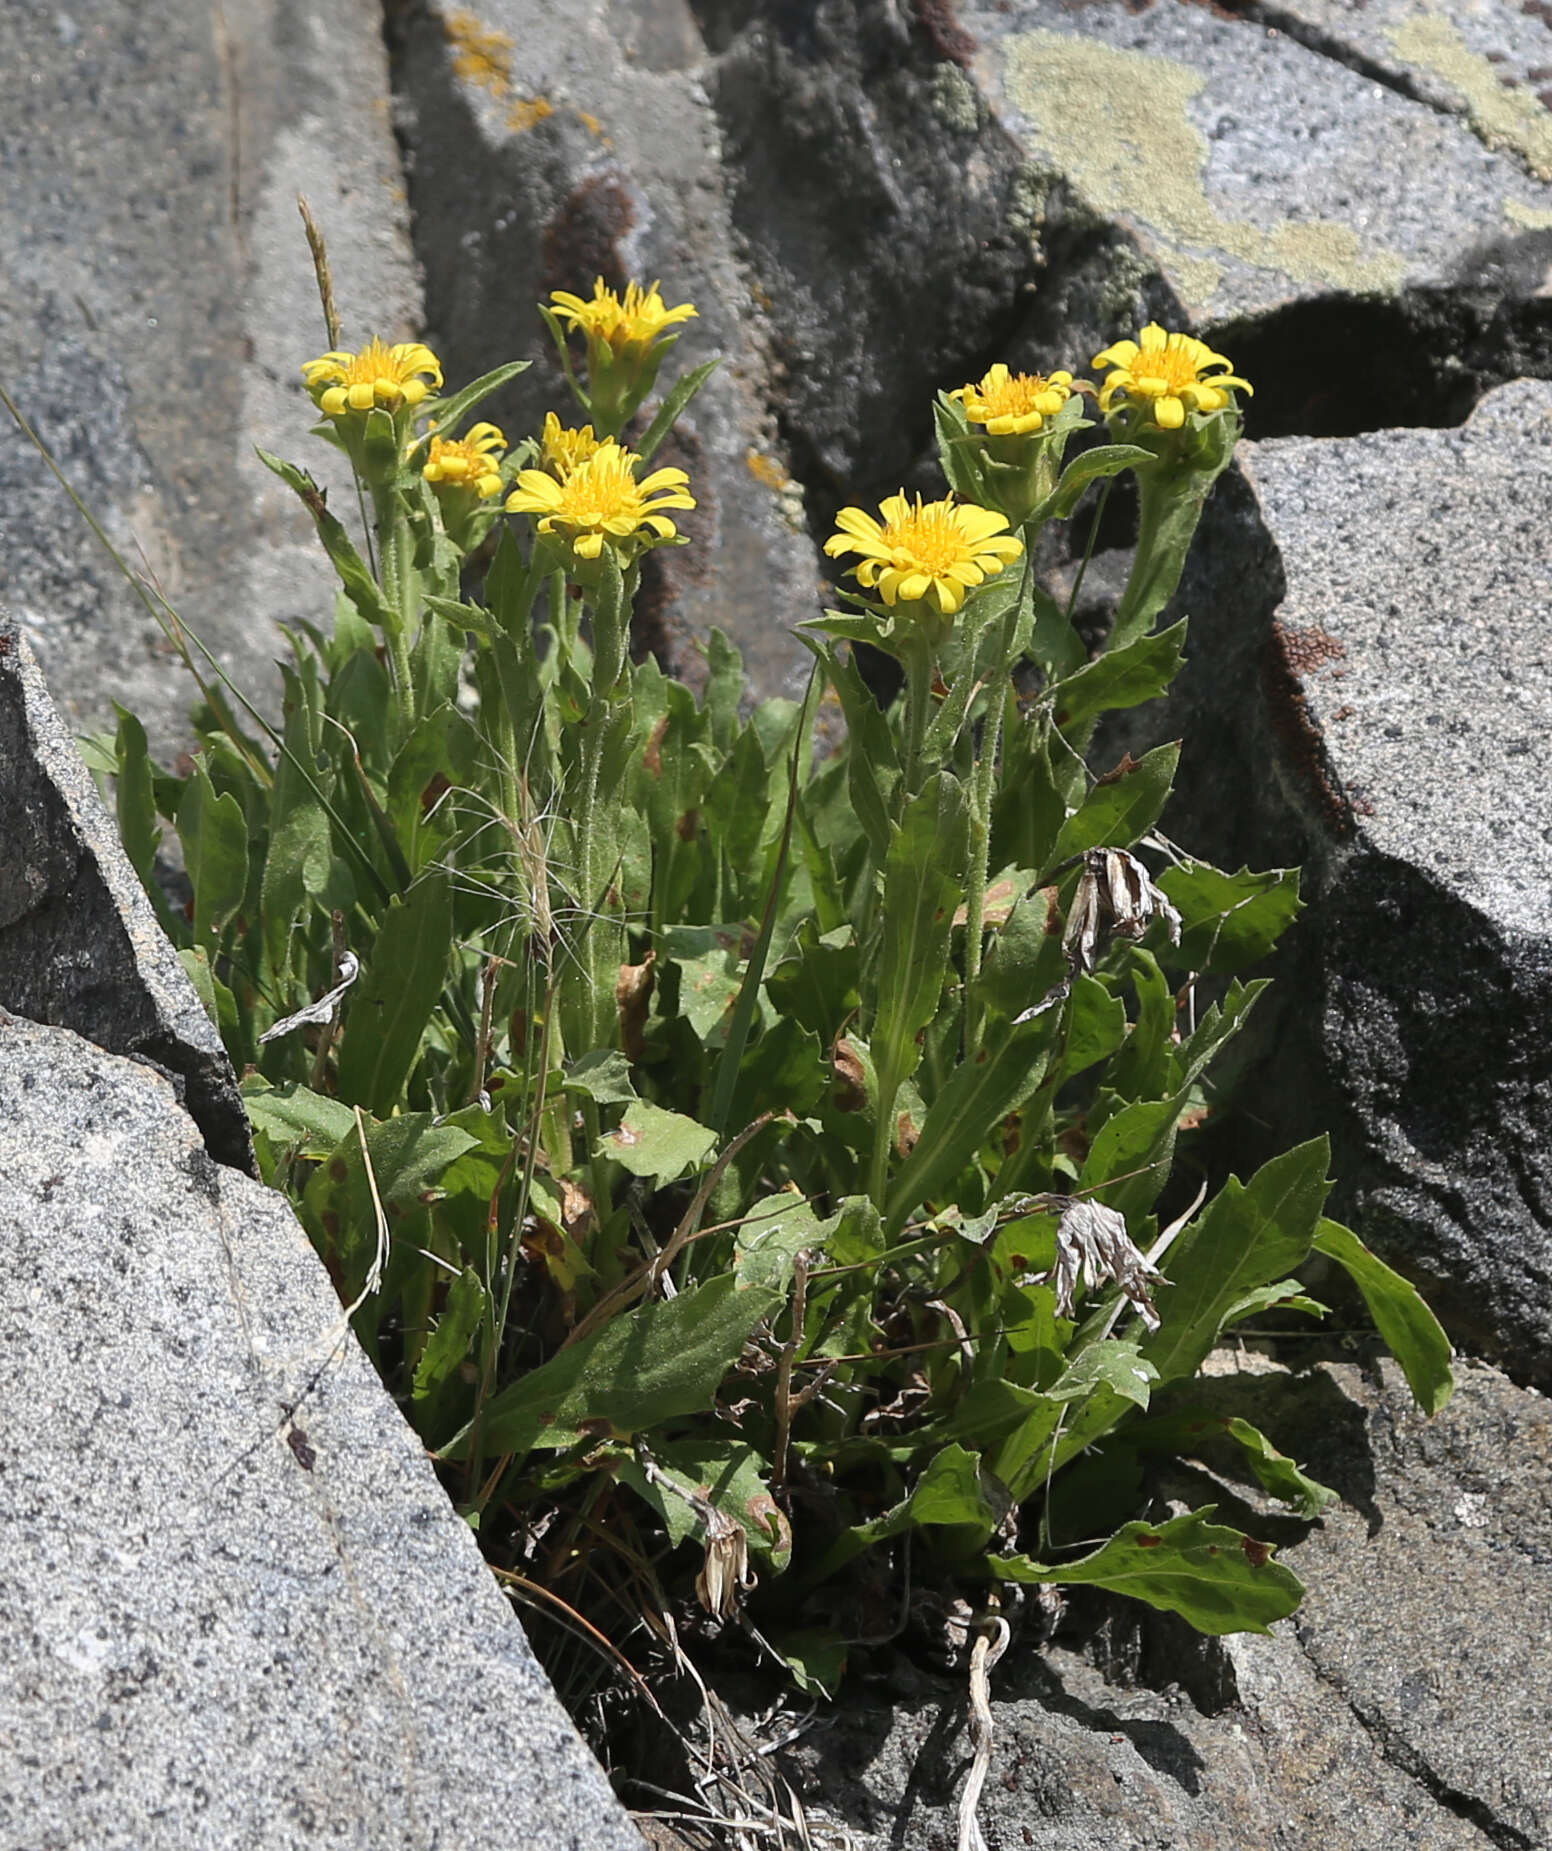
383, 0, 824, 697
774, 1354, 1551, 1851
0, 611, 251, 1172
0, 1010, 644, 1851
0, 0, 421, 750
1155, 378, 1552, 1382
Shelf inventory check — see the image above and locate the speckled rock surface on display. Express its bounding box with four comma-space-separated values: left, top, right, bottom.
1155, 378, 1552, 1382
774, 1354, 1552, 1851
383, 0, 823, 698
0, 0, 420, 750
0, 611, 250, 1170
0, 1011, 644, 1851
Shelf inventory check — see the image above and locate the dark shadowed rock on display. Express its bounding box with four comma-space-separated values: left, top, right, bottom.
0, 1012, 643, 1850
0, 612, 251, 1172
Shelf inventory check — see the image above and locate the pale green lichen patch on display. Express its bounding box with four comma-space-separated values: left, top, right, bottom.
1000, 29, 1408, 312
1504, 198, 1552, 231
1388, 16, 1552, 184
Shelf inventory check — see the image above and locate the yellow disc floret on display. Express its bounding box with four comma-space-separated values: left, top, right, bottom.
951, 363, 1075, 436
1090, 324, 1250, 430
824, 493, 1024, 617
302, 337, 443, 418
422, 421, 507, 499
548, 278, 697, 360
505, 440, 694, 561
539, 411, 604, 480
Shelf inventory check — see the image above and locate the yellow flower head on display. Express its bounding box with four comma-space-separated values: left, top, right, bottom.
505, 439, 695, 561
302, 337, 443, 418
548, 278, 697, 360
824, 493, 1024, 617
540, 411, 604, 480
422, 421, 507, 499
951, 363, 1075, 436
1091, 324, 1250, 430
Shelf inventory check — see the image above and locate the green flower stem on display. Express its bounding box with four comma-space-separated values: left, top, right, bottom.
373, 485, 418, 730
963, 620, 1017, 1050
901, 632, 936, 802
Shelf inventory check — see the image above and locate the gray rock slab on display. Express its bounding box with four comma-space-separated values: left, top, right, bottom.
0, 610, 251, 1172
775, 1353, 1549, 1850
0, 1010, 643, 1851
0, 0, 421, 751
957, 0, 1552, 327
1155, 377, 1552, 1380
386, 0, 823, 698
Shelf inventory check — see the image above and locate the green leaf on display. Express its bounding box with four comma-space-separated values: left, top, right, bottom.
409, 361, 529, 454
1143, 1139, 1332, 1388
1226, 1418, 1337, 1518
884, 1013, 1055, 1234
771, 1628, 847, 1701
462, 1273, 782, 1458
111, 707, 168, 905
619, 1436, 791, 1568
240, 1079, 357, 1154
261, 666, 333, 970
1078, 1094, 1185, 1226
413, 1266, 487, 1402
1158, 863, 1303, 973
872, 772, 969, 1103
1037, 442, 1155, 523
735, 1192, 830, 1294
598, 1101, 718, 1184
1313, 1218, 1454, 1415
1104, 950, 1177, 1099
255, 449, 394, 629
1052, 621, 1187, 736
634, 357, 719, 464
996, 1505, 1304, 1634
1063, 973, 1128, 1078
562, 1049, 639, 1106
1049, 742, 1180, 867
335, 870, 453, 1115
766, 921, 860, 1044
176, 757, 248, 949
799, 634, 898, 864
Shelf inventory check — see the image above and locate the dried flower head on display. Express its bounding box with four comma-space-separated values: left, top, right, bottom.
1063, 848, 1182, 975
1042, 1198, 1166, 1330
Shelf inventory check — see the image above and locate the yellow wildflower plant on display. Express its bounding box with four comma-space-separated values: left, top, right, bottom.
505, 439, 694, 562
302, 336, 443, 418
422, 421, 507, 499
1091, 323, 1250, 431
548, 278, 697, 361
539, 411, 604, 480
824, 492, 1023, 618
951, 363, 1074, 436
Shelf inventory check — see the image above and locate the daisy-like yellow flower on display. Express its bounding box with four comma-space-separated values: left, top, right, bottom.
422, 421, 507, 499
548, 278, 697, 360
539, 410, 603, 480
951, 363, 1074, 436
824, 493, 1023, 617
1091, 324, 1250, 430
505, 439, 694, 561
302, 337, 443, 418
